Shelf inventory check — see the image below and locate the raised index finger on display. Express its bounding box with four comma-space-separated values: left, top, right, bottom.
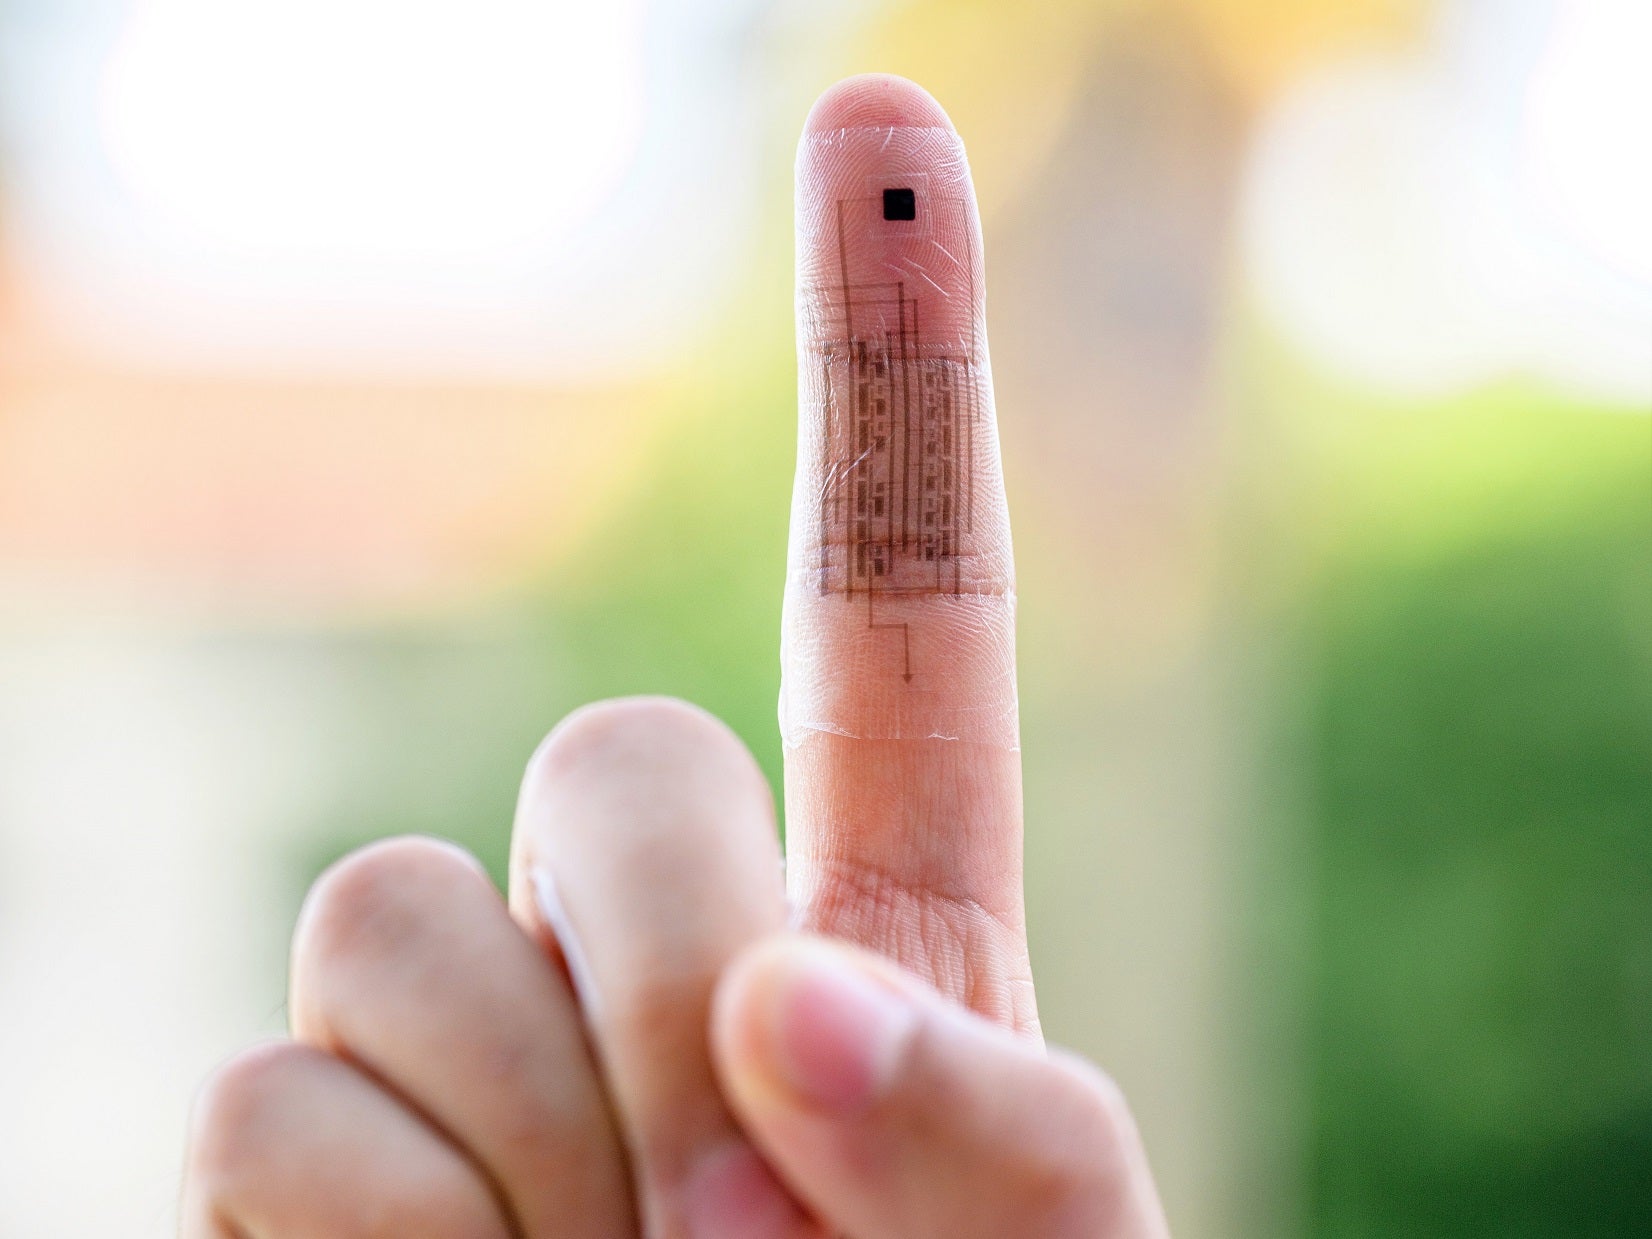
780, 75, 1033, 1034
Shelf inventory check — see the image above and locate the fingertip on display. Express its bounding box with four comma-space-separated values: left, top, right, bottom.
521, 696, 749, 794
714, 936, 919, 1119
512, 694, 775, 874
711, 938, 790, 1106
803, 73, 955, 134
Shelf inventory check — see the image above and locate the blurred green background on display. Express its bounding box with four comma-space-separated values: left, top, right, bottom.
0, 1, 1646, 1235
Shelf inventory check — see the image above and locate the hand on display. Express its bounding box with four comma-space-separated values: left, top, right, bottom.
180, 74, 1170, 1239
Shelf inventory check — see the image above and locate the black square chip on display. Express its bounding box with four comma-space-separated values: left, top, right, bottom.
882, 187, 916, 221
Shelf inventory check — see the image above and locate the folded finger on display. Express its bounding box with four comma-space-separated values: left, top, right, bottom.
509, 698, 821, 1239
288, 836, 634, 1238
181, 1041, 511, 1239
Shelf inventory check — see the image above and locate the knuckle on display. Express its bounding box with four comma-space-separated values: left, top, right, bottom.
1053, 1052, 1140, 1168
1011, 1053, 1145, 1228
295, 836, 484, 977
527, 696, 765, 799
188, 1043, 508, 1239
186, 1041, 311, 1189
534, 696, 732, 769
369, 1191, 506, 1239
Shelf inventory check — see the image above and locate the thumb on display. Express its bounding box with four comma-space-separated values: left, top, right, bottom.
711, 936, 1170, 1239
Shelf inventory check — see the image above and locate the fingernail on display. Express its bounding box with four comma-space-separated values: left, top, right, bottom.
530, 864, 601, 1021
680, 1140, 811, 1239
758, 942, 917, 1114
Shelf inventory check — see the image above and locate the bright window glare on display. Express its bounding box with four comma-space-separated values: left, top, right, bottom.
101, 0, 645, 262
0, 0, 781, 380
1520, 0, 1652, 287
1243, 0, 1652, 405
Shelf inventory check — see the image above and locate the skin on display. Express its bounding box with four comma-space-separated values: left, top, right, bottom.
181, 74, 1171, 1239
